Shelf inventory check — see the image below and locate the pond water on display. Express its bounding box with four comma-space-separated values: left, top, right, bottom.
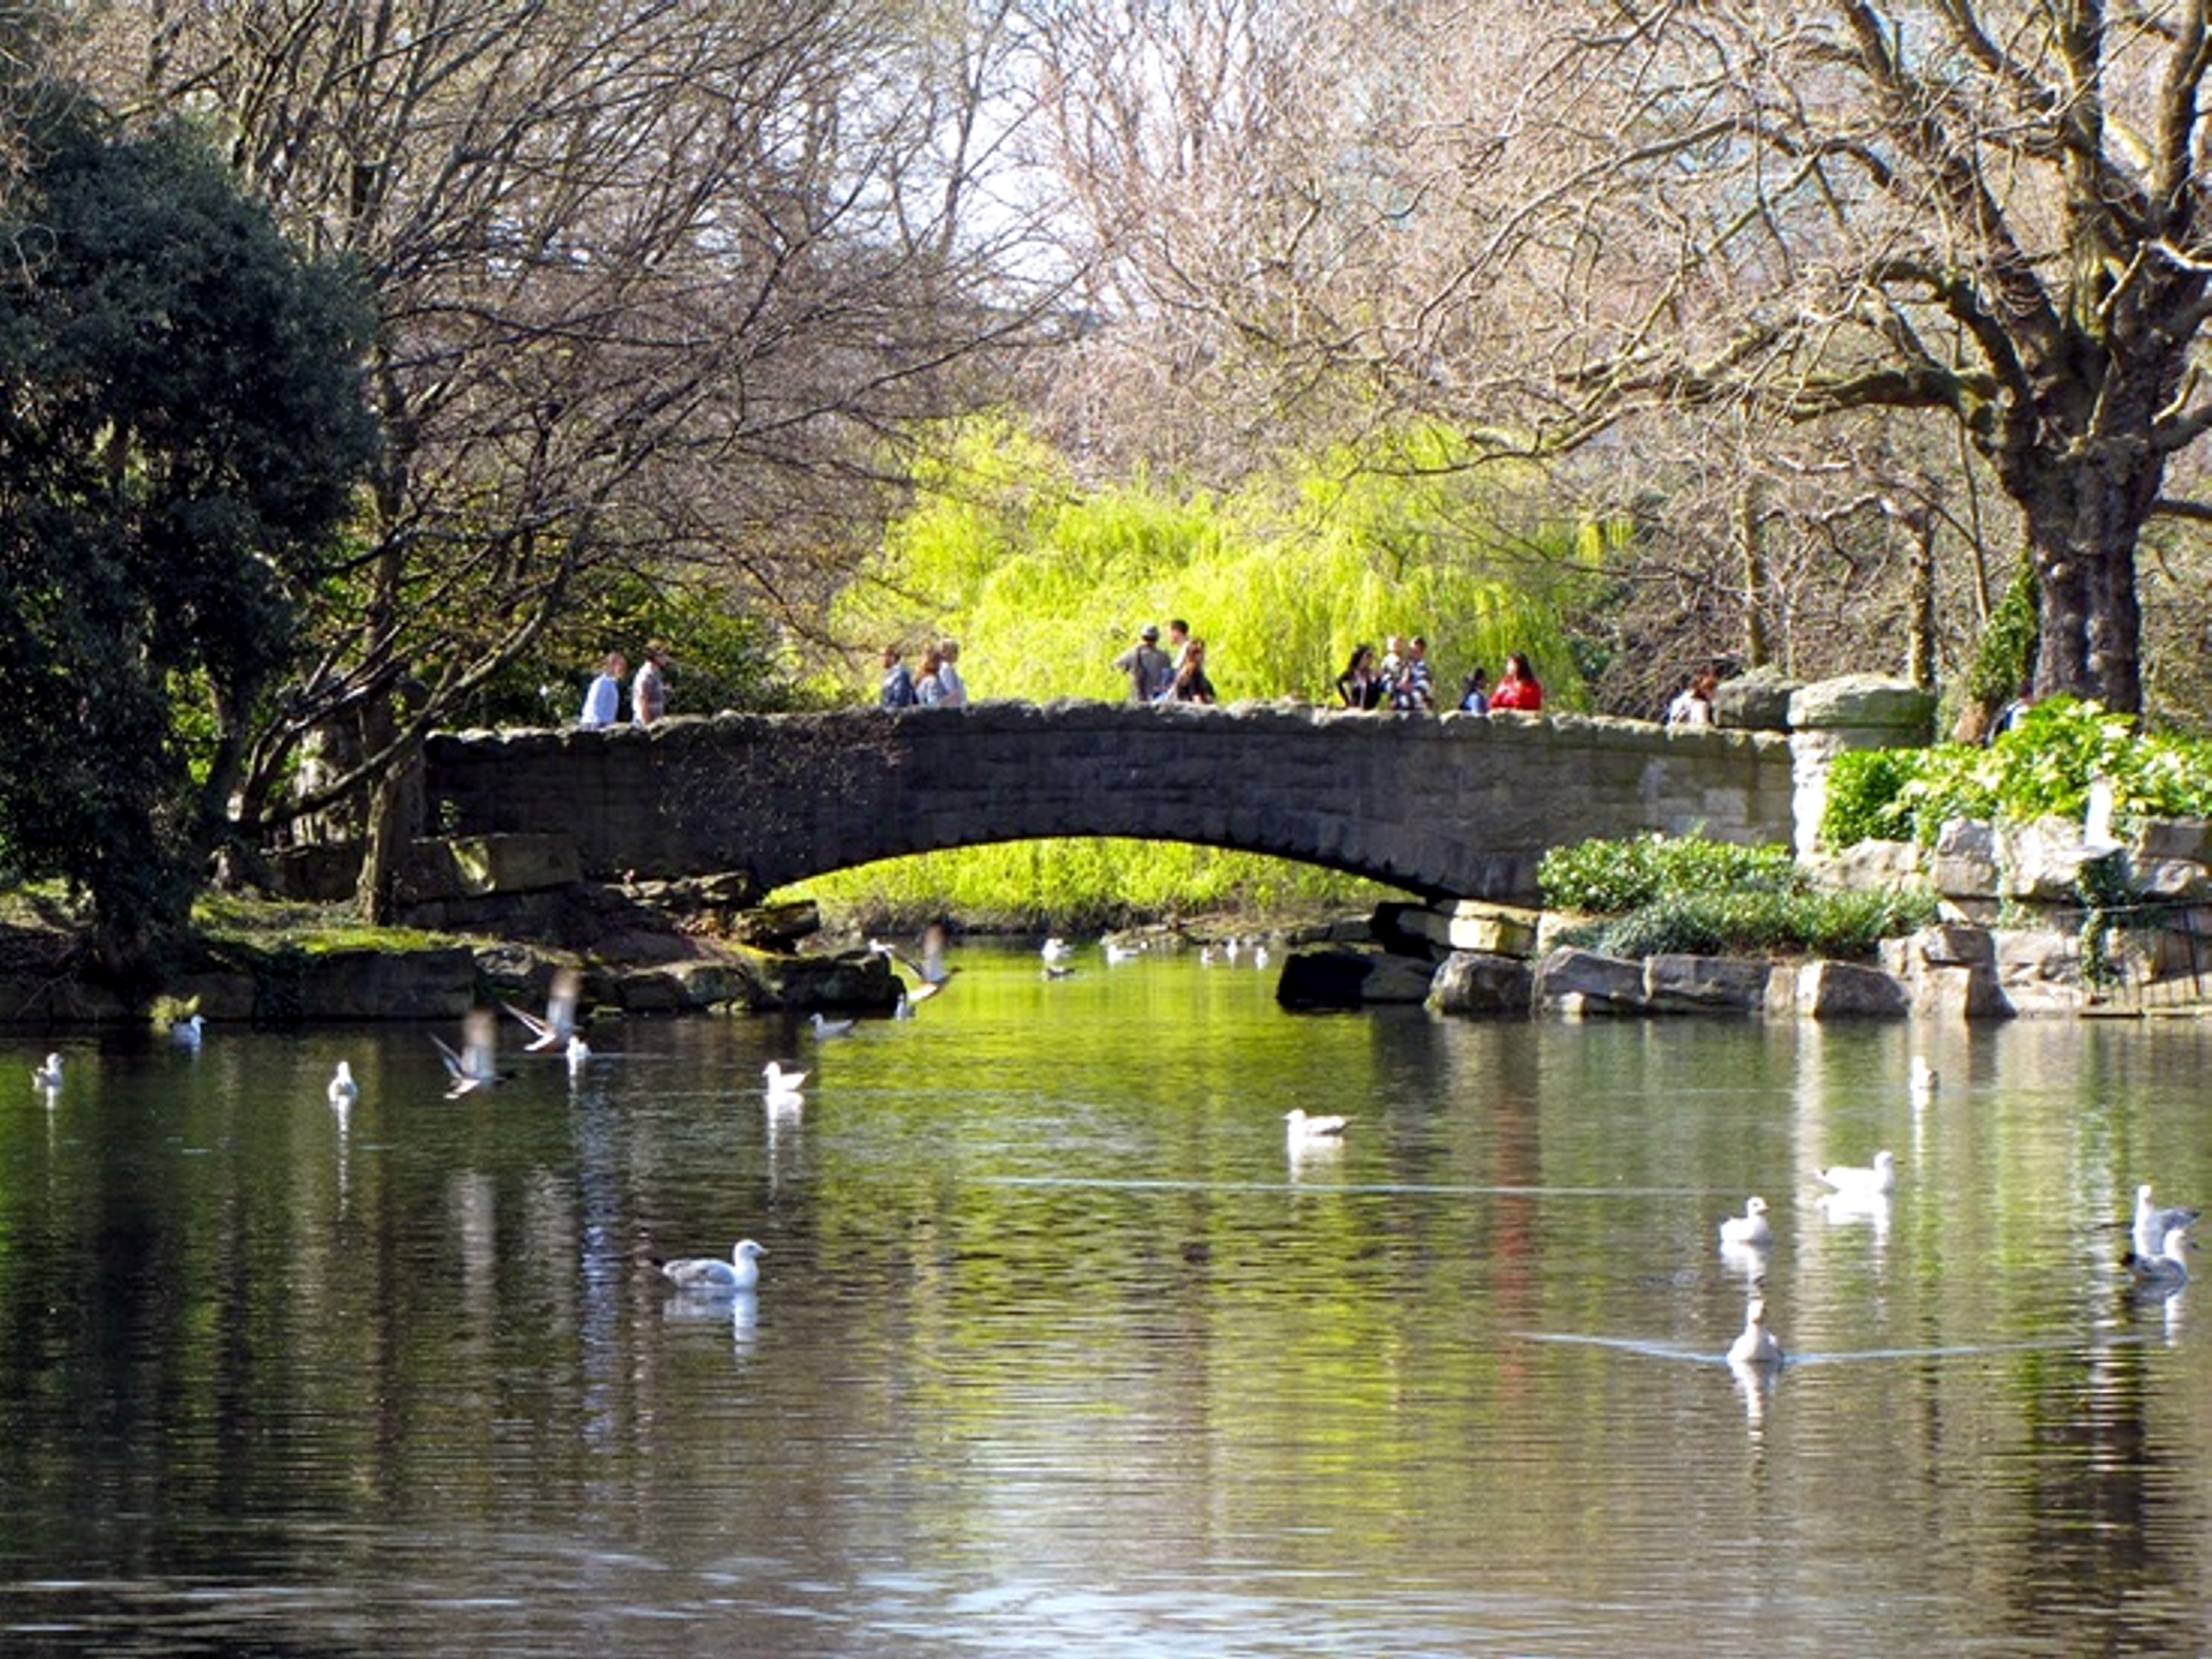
3, 943, 2211, 1657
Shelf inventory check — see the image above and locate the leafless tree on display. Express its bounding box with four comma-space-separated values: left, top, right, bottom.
1023, 0, 2212, 716
67, 0, 1062, 911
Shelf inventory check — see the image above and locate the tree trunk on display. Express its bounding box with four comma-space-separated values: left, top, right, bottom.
1733, 480, 1768, 670
2020, 459, 2152, 715
1902, 503, 1936, 690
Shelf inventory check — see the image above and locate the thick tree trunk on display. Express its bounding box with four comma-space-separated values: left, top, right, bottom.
2020, 459, 2153, 715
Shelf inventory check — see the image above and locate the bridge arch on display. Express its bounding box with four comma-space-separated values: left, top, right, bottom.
421, 700, 1797, 905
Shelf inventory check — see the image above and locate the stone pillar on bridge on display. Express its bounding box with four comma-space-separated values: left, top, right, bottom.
1786, 675, 1939, 858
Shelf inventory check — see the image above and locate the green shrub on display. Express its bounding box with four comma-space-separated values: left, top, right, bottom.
1538, 832, 1800, 915
1820, 748, 1925, 848
1540, 830, 1935, 959
1818, 695, 2212, 850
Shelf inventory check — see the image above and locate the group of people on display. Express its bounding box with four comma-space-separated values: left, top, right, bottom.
1337, 638, 1545, 715
878, 639, 969, 708
577, 642, 671, 728
1113, 619, 1217, 705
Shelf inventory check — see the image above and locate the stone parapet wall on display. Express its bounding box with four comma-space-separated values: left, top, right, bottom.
422, 698, 1799, 905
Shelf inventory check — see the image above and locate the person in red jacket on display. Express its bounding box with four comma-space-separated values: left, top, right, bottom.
1490, 651, 1543, 710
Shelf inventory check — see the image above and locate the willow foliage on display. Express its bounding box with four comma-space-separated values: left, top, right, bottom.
796, 416, 1610, 924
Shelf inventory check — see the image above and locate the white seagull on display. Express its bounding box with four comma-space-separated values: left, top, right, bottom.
327, 1061, 359, 1105
1103, 938, 1141, 964
503, 967, 582, 1051
1909, 1055, 1939, 1099
170, 1013, 205, 1049
1727, 1297, 1785, 1368
811, 1011, 857, 1039
431, 1008, 508, 1098
1815, 1149, 1898, 1198
2132, 1183, 2200, 1261
764, 1060, 807, 1104
1285, 1108, 1349, 1143
2126, 1224, 2194, 1290
658, 1238, 765, 1293
32, 1052, 62, 1091
565, 1034, 591, 1073
1041, 936, 1073, 964
1719, 1196, 1773, 1249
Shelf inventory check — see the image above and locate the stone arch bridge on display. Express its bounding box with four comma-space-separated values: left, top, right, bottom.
419, 700, 1800, 907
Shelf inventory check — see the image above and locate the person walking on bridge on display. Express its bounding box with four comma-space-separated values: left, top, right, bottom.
1114, 624, 1173, 703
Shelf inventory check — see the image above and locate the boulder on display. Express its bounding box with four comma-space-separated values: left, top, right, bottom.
1362, 954, 1442, 1004
1534, 947, 1648, 1015
1277, 947, 1379, 1011
1643, 954, 1776, 1013
1931, 819, 2001, 900
1428, 951, 1535, 1016
1794, 959, 1911, 1018
1998, 818, 2115, 903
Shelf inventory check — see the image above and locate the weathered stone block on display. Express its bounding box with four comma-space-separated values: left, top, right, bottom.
1787, 674, 1939, 734
1428, 951, 1534, 1016
1535, 947, 1648, 1014
1643, 954, 1775, 1013
0, 975, 133, 1025
1398, 900, 1541, 956
408, 834, 581, 900
1999, 819, 2112, 902
1713, 667, 1799, 731
298, 946, 479, 1021
1931, 818, 2000, 899
2132, 859, 2211, 902
1993, 929, 2081, 990
2133, 818, 2212, 864
1808, 839, 1923, 891
1909, 924, 1996, 967
1794, 959, 1911, 1018
1362, 954, 1440, 1004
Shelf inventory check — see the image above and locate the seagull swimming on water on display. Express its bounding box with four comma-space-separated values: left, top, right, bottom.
32, 1052, 62, 1091
658, 1238, 765, 1293
2132, 1183, 2200, 1261
763, 1060, 807, 1104
2125, 1224, 2194, 1289
170, 1013, 204, 1049
1815, 1149, 1898, 1198
327, 1061, 358, 1105
811, 1011, 857, 1039
1727, 1297, 1785, 1368
1719, 1196, 1773, 1249
1285, 1109, 1349, 1143
1041, 936, 1073, 964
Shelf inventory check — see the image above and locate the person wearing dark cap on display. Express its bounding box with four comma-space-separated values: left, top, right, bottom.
1113, 624, 1173, 703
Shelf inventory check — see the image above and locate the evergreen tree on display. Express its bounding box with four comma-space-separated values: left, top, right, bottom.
0, 101, 378, 983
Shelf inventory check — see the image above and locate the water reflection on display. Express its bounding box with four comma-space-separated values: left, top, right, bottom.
1, 957, 2211, 1655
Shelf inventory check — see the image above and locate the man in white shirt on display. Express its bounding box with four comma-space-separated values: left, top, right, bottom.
579, 651, 625, 726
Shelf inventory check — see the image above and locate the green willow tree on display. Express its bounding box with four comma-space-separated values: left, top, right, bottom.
0, 105, 378, 983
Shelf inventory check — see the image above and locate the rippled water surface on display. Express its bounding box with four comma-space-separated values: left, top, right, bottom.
4, 944, 2212, 1656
